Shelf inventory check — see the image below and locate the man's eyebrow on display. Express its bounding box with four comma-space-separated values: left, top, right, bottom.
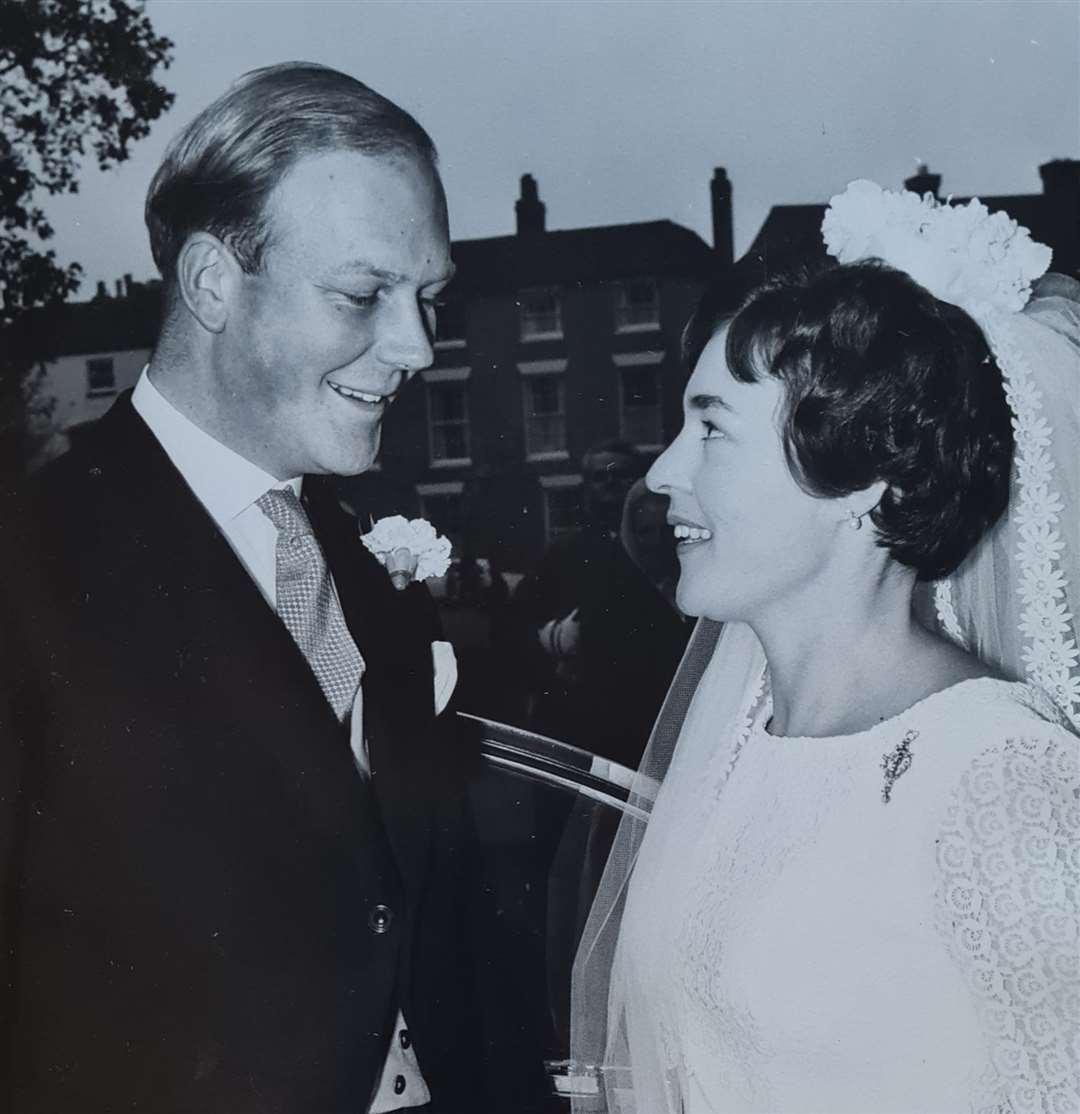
688, 393, 732, 412
329, 260, 457, 285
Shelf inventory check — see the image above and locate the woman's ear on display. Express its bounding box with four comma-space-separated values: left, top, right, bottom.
840, 479, 890, 526
174, 232, 239, 334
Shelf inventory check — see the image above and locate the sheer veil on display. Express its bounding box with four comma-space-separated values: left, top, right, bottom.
931, 276, 1080, 724
569, 618, 765, 1110
568, 183, 1080, 1112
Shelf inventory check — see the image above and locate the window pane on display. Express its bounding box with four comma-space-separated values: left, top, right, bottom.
429, 381, 470, 461
434, 424, 468, 461
422, 493, 463, 542
527, 414, 566, 455
87, 357, 116, 393
615, 279, 659, 328
431, 382, 466, 421
436, 300, 466, 342
621, 368, 662, 446
622, 368, 659, 406
525, 375, 566, 455
621, 407, 662, 447
545, 487, 582, 540
520, 288, 562, 338
528, 376, 561, 416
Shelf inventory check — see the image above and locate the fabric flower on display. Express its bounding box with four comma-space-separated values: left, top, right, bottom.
1017, 522, 1064, 565
1017, 484, 1065, 527
1014, 413, 1054, 451
987, 886, 1023, 928
1038, 911, 1077, 947
937, 832, 974, 875
822, 179, 1051, 318
1018, 565, 1068, 604
1019, 597, 1072, 642
1022, 636, 1079, 675
1012, 784, 1054, 826
1024, 1008, 1059, 1048
1050, 673, 1080, 710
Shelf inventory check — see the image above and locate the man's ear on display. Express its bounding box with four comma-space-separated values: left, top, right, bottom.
175, 232, 239, 334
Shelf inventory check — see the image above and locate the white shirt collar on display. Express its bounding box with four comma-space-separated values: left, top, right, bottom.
132, 367, 301, 521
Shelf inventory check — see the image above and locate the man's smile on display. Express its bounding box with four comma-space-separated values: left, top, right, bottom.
327, 380, 391, 406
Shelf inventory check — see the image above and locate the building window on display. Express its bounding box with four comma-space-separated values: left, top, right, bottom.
614, 278, 660, 331
86, 356, 116, 396
620, 366, 663, 449
540, 477, 584, 543
418, 482, 465, 550
519, 287, 562, 341
523, 374, 566, 459
427, 379, 470, 465
435, 299, 467, 348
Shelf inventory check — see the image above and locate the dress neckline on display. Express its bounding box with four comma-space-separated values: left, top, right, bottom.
757, 675, 1032, 744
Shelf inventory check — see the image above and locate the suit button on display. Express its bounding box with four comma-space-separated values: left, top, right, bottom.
393, 1074, 406, 1095
399, 1029, 411, 1050
367, 904, 393, 934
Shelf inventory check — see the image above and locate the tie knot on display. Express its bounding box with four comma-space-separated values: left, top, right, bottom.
256, 487, 313, 543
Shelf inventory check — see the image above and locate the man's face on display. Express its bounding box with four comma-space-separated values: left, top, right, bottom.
628, 494, 677, 583
215, 149, 452, 479
584, 450, 638, 530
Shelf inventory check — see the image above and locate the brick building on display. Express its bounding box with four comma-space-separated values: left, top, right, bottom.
340, 171, 727, 570
23, 275, 161, 467
24, 158, 1078, 572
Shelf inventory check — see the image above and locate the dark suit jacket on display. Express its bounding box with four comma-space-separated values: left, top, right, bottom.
0, 395, 481, 1112
512, 527, 691, 768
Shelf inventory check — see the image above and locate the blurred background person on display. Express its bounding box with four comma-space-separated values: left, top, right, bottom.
515, 443, 690, 768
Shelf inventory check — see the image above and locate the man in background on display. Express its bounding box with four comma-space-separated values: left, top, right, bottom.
514, 440, 687, 766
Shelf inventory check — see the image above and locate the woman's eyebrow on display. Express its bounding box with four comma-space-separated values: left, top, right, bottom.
688, 393, 732, 412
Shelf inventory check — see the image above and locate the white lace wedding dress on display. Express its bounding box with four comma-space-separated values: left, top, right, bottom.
612, 676, 1079, 1113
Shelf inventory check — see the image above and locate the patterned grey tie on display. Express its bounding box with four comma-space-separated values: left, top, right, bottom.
256, 487, 364, 722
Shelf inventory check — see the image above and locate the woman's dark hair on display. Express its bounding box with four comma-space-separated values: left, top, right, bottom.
684, 257, 1014, 580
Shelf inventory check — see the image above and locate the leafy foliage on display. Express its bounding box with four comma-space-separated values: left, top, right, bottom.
0, 0, 173, 472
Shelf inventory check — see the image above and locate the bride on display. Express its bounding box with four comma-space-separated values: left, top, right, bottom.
569, 182, 1079, 1113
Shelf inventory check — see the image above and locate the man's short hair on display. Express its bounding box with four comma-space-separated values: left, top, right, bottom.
145, 61, 439, 282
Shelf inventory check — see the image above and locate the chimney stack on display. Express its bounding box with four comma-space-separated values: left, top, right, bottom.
1039, 158, 1080, 197
516, 173, 545, 236
114, 278, 123, 298
710, 168, 734, 264
1039, 159, 1080, 277
904, 164, 941, 198
95, 281, 107, 300
123, 273, 133, 297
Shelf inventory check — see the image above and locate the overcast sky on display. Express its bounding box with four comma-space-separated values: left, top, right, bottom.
45, 0, 1080, 294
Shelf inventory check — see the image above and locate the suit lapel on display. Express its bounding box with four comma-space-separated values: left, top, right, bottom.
80, 398, 390, 882
303, 478, 436, 899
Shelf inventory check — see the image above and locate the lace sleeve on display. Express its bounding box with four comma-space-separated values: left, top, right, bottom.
935, 731, 1080, 1114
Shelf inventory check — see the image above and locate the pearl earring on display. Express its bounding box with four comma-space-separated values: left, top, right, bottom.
848, 509, 864, 531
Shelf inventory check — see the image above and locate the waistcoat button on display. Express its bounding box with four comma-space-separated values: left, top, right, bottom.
367, 904, 393, 934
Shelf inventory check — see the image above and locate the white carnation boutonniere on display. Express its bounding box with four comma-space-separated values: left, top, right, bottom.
361, 515, 453, 591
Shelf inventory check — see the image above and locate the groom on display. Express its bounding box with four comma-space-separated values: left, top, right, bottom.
0, 64, 481, 1112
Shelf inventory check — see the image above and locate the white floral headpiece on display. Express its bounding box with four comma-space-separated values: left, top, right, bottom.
821, 180, 1077, 728
361, 515, 452, 591
822, 179, 1051, 320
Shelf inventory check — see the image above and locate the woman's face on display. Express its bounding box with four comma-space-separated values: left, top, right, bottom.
647, 326, 842, 622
